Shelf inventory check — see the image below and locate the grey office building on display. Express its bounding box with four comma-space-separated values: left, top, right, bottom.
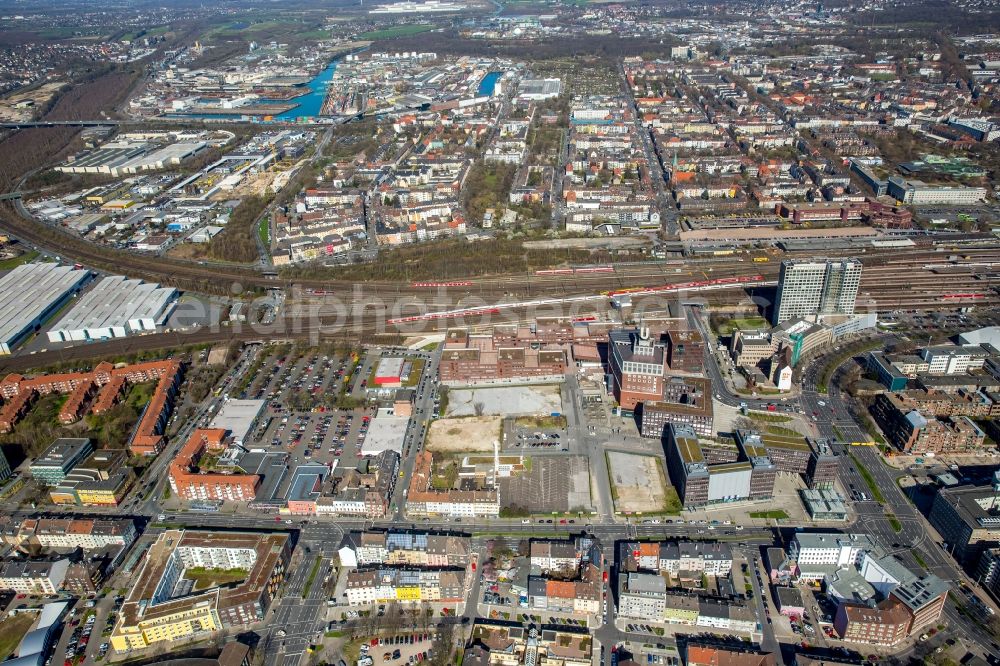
772, 258, 862, 325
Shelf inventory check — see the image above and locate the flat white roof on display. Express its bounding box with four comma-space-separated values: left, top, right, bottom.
48, 275, 177, 338
0, 263, 88, 349
210, 399, 266, 444
360, 408, 408, 456
375, 356, 406, 380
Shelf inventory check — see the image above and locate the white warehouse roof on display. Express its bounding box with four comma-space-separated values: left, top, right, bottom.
0, 263, 89, 354
210, 399, 266, 445
46, 275, 178, 343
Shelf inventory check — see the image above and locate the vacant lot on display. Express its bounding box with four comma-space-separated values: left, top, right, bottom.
445, 385, 561, 417
607, 451, 673, 514
0, 612, 36, 661
426, 416, 502, 452
0, 81, 64, 122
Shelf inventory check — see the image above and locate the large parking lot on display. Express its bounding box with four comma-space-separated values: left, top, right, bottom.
361, 631, 437, 666
235, 347, 380, 501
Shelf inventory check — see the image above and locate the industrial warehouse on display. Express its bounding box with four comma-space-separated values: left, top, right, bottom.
0, 263, 90, 355
46, 275, 178, 342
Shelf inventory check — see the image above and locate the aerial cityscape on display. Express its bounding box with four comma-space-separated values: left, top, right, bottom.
1, 0, 1000, 665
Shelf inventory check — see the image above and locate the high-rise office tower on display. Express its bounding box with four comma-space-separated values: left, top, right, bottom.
772, 258, 862, 325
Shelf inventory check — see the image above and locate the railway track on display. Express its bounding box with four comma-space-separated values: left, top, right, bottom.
9, 195, 1000, 299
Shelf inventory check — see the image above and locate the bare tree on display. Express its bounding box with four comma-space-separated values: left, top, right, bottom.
429, 624, 455, 666
474, 401, 485, 417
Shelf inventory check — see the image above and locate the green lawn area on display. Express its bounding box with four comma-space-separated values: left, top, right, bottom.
0, 250, 39, 270
749, 509, 789, 520
849, 451, 887, 504
185, 567, 248, 590
714, 316, 768, 336
126, 381, 155, 408
356, 24, 434, 40
0, 612, 39, 660
258, 218, 270, 253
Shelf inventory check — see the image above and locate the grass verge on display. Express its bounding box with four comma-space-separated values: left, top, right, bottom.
849, 451, 886, 504
746, 411, 792, 423
258, 218, 270, 254
886, 513, 902, 533
0, 250, 39, 270
302, 555, 322, 599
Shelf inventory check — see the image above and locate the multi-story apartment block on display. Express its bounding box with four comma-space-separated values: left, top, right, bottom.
0, 360, 181, 456
0, 559, 70, 595
659, 542, 734, 577
168, 429, 260, 502
530, 540, 581, 574
407, 451, 499, 518
871, 393, 987, 454
527, 573, 602, 615
772, 258, 862, 325
4, 518, 136, 551
524, 537, 603, 615
344, 568, 467, 605
618, 573, 667, 620
343, 531, 472, 568
111, 530, 291, 652
318, 451, 398, 518
620, 540, 734, 578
